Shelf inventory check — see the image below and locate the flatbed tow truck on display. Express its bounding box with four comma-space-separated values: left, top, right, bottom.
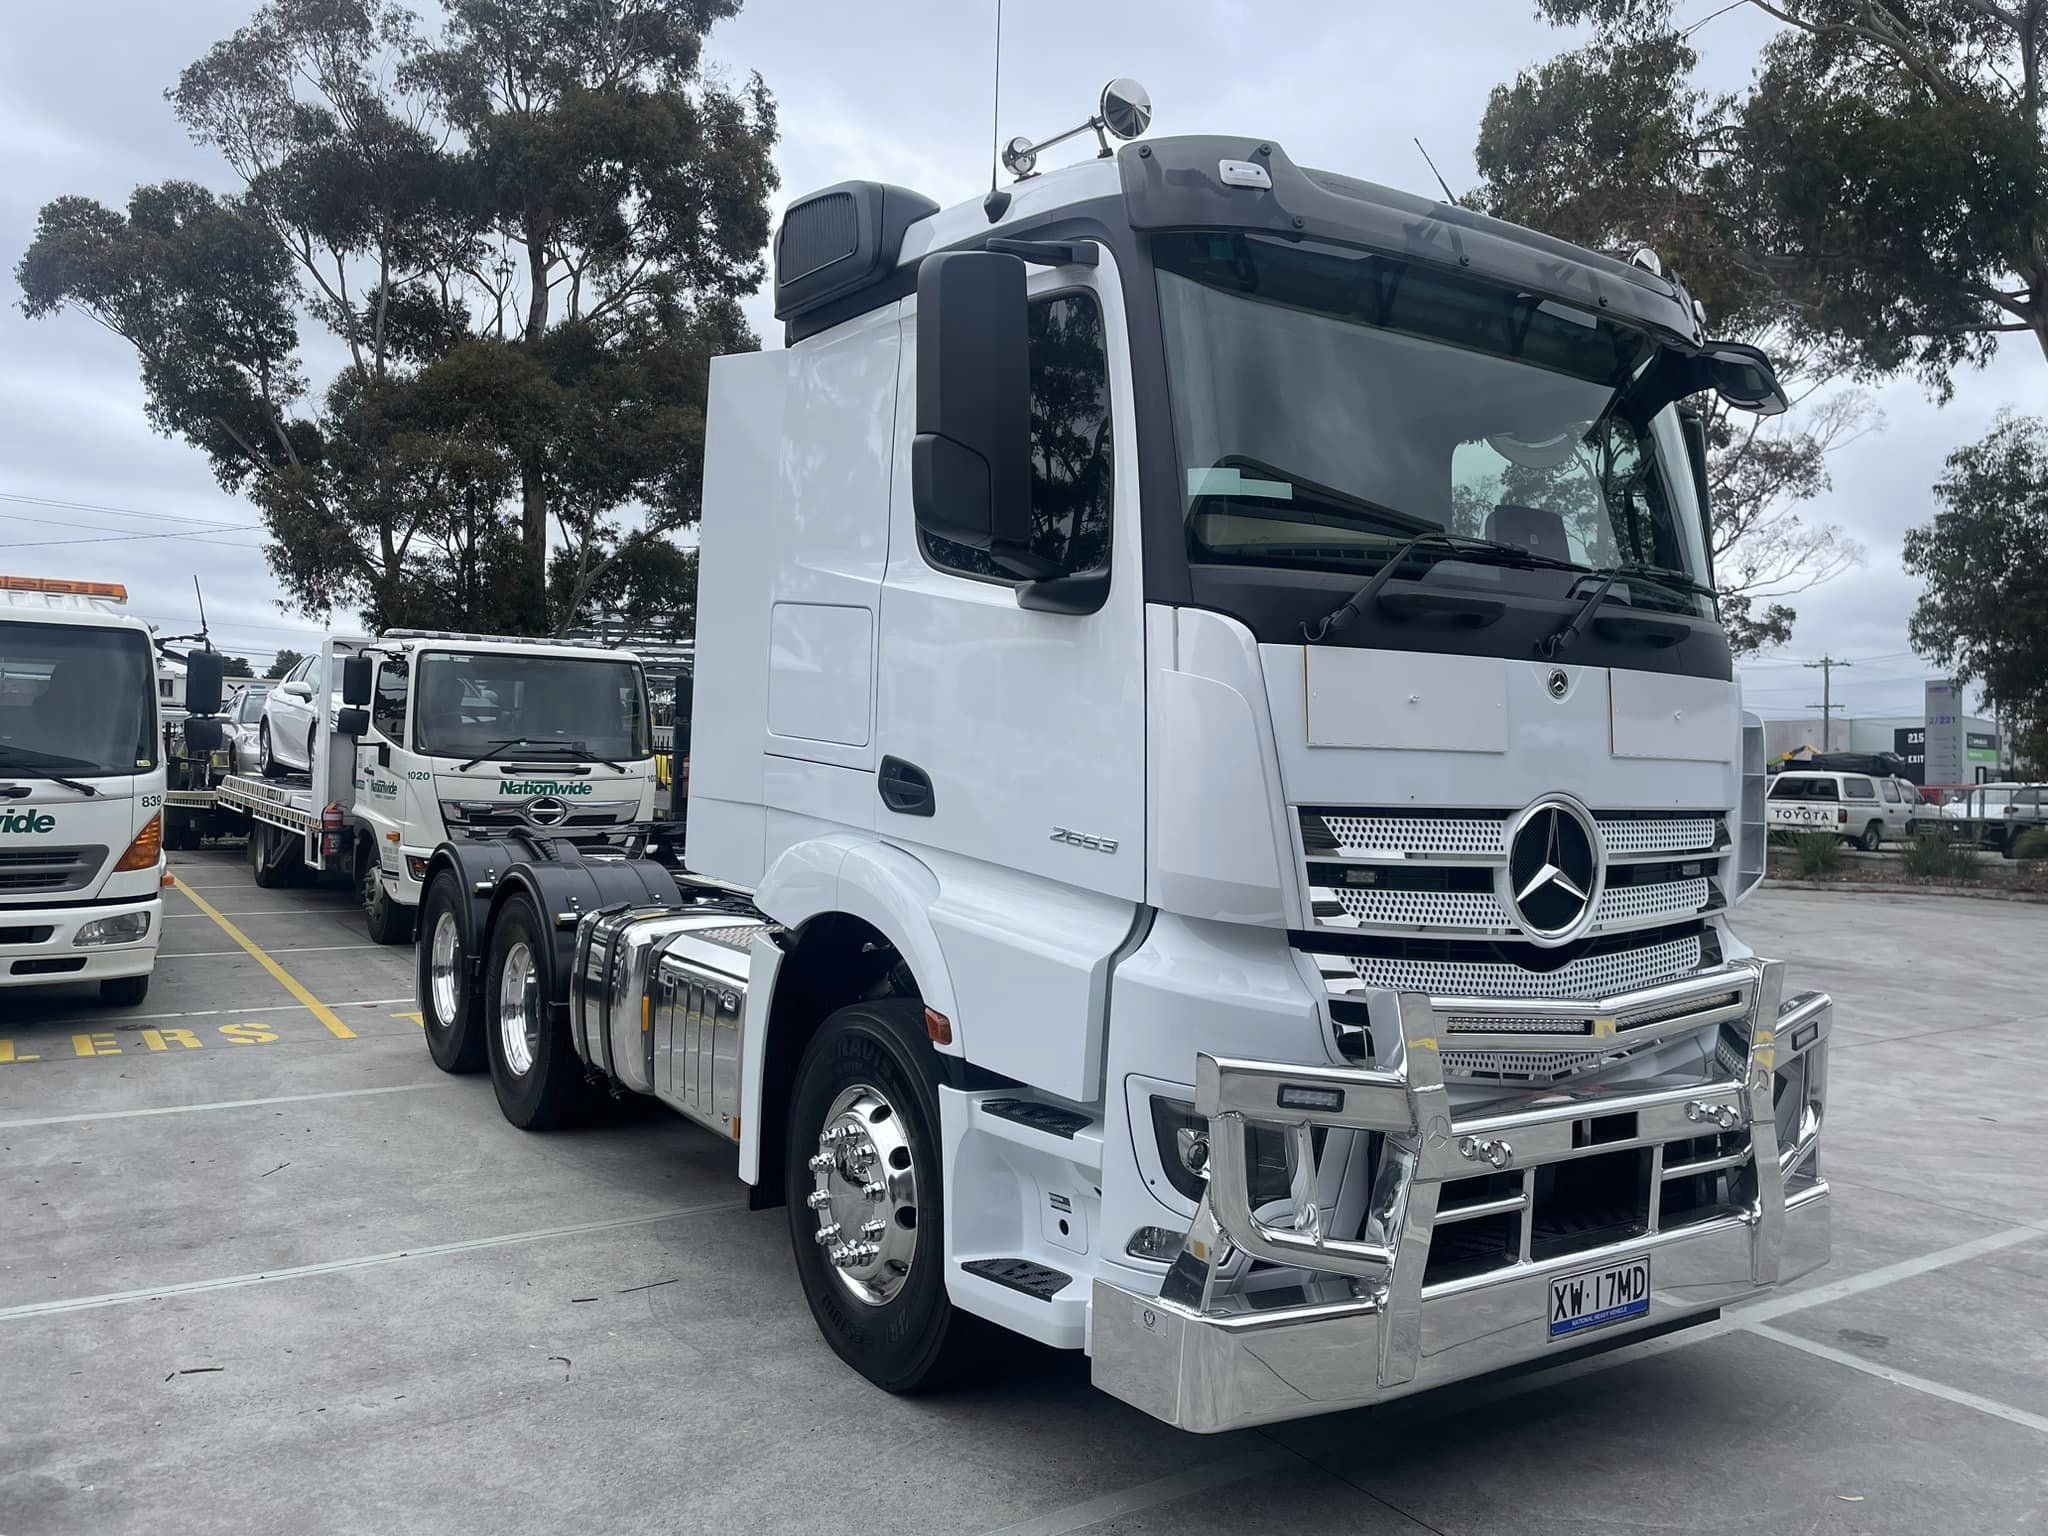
167, 631, 657, 942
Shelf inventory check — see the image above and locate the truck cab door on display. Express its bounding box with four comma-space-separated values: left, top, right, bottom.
354, 656, 410, 877
876, 248, 1146, 903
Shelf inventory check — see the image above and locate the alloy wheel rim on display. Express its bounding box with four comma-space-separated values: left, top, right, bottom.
429, 911, 461, 1024
805, 1082, 920, 1306
497, 940, 537, 1076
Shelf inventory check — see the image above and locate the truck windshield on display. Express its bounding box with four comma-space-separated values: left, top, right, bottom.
1155, 231, 1712, 613
413, 652, 651, 761
0, 622, 157, 777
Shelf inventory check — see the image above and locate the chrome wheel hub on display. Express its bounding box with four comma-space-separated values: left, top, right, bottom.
429, 911, 461, 1024
497, 940, 537, 1076
807, 1083, 918, 1306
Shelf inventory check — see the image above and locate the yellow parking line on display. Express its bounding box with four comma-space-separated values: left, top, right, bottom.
172, 882, 357, 1040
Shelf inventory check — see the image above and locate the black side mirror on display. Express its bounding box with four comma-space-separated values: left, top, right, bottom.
183, 716, 224, 755
184, 651, 224, 717
1703, 341, 1789, 416
341, 656, 373, 707
335, 706, 369, 738
912, 251, 1049, 576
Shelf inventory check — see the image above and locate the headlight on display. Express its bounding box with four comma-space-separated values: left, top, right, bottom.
75, 911, 152, 946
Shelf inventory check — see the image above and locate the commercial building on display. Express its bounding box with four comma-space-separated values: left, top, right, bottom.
1758, 679, 2002, 786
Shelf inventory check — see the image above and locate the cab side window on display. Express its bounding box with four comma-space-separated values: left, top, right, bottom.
372, 661, 410, 744
921, 290, 1114, 581
1880, 780, 1902, 803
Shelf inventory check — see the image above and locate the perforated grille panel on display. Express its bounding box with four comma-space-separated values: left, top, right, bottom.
1320, 932, 1704, 1001
1439, 1047, 1616, 1083
1309, 812, 1505, 858
1597, 816, 1719, 856
1328, 886, 1506, 930
1594, 877, 1712, 926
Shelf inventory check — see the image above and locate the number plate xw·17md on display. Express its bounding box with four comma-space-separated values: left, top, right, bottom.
1548, 1257, 1650, 1340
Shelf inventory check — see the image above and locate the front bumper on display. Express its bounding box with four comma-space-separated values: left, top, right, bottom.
1092, 961, 1831, 1432
0, 893, 162, 987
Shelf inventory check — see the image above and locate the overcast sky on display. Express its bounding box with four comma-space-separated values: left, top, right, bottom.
1, 1, 2034, 719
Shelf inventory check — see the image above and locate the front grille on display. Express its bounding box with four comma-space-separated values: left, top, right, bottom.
0, 845, 107, 894
1298, 806, 1727, 941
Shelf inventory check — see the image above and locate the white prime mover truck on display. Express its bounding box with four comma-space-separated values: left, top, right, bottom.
419, 117, 1832, 1432
168, 632, 658, 943
0, 576, 194, 1007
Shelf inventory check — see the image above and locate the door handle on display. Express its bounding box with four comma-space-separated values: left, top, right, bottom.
878, 756, 934, 817
377, 743, 391, 768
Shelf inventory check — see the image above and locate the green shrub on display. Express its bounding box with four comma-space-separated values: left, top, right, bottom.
1790, 831, 1843, 879
2014, 828, 2048, 862
1900, 834, 1979, 881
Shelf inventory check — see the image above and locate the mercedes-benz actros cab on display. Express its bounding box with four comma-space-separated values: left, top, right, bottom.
418, 113, 1830, 1432
0, 577, 181, 1007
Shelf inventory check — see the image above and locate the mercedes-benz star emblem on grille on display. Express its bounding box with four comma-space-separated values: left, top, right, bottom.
1504, 796, 1603, 945
524, 795, 570, 828
1546, 667, 1571, 699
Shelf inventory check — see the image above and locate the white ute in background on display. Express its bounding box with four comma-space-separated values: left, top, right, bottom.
0, 577, 175, 1007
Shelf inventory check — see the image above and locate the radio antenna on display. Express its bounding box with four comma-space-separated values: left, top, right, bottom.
983, 0, 1012, 222
1413, 137, 1457, 204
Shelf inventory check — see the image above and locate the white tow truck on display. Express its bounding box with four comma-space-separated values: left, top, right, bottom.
0, 576, 184, 1007
420, 97, 1834, 1432
168, 631, 657, 943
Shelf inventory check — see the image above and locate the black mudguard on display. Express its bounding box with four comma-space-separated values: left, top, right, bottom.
427, 834, 683, 1038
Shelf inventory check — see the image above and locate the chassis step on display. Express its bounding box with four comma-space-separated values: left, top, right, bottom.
979, 1097, 1091, 1139
961, 1257, 1073, 1301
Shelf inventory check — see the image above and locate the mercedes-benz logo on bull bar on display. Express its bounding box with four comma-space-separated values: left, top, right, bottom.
524, 795, 571, 828
1504, 796, 1602, 945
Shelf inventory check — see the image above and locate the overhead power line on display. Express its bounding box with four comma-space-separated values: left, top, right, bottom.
0, 488, 263, 532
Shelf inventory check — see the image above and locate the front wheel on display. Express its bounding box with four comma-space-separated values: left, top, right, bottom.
786, 998, 975, 1394
483, 894, 581, 1129
259, 721, 282, 779
99, 974, 150, 1007
1859, 821, 1884, 852
418, 871, 485, 1073
360, 843, 417, 945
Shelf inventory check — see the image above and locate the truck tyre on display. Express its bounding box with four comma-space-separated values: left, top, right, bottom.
786, 998, 975, 1395
163, 807, 198, 852
248, 824, 290, 888
359, 842, 417, 945
259, 721, 282, 779
99, 974, 150, 1007
1859, 821, 1884, 852
418, 871, 485, 1073
483, 892, 581, 1130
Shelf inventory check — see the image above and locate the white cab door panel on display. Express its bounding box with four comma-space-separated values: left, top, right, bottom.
874, 254, 1147, 905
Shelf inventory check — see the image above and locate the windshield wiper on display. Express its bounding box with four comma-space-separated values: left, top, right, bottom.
1542, 562, 1718, 658
455, 737, 628, 773
0, 747, 102, 795
1302, 532, 1583, 643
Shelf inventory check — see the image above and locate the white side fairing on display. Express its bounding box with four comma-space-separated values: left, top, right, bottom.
691, 304, 902, 887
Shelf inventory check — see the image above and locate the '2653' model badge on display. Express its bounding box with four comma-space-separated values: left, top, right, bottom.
1051, 827, 1118, 854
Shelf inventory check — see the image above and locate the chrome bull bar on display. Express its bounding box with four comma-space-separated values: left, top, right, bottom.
1094, 960, 1834, 1431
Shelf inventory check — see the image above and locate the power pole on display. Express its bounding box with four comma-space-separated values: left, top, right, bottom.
1804, 655, 1853, 751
